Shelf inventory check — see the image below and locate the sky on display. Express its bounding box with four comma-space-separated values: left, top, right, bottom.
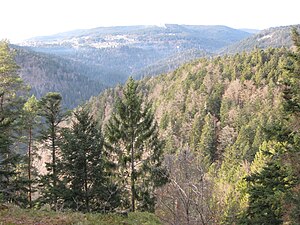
1, 0, 299, 43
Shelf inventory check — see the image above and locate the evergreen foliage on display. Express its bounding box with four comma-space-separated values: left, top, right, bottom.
87, 42, 298, 223
59, 108, 119, 212
241, 27, 300, 224
241, 142, 295, 224
38, 92, 65, 209
105, 77, 168, 212
0, 41, 29, 206
198, 113, 217, 163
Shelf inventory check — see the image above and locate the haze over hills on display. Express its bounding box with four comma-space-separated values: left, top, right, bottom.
21, 24, 250, 52
19, 25, 251, 84
220, 24, 300, 54
14, 24, 299, 108
14, 46, 106, 108
239, 28, 261, 34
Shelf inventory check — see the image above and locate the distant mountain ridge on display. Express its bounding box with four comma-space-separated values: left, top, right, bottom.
14, 24, 299, 109
239, 28, 261, 34
22, 24, 250, 50
19, 24, 251, 86
220, 24, 300, 54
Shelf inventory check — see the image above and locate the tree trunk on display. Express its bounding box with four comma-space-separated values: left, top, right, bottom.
131, 135, 135, 212
51, 122, 57, 207
84, 157, 90, 212
28, 127, 32, 208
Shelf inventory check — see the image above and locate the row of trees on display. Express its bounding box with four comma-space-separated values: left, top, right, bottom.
0, 42, 167, 213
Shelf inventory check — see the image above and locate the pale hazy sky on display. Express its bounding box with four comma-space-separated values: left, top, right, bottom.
1, 0, 299, 43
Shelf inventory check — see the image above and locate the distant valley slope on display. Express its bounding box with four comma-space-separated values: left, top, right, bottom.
14, 46, 105, 108
15, 24, 299, 108
220, 24, 300, 54
19, 25, 250, 84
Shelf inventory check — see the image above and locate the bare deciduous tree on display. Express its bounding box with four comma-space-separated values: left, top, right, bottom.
156, 149, 215, 225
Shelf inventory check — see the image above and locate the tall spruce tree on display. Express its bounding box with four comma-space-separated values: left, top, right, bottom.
105, 77, 167, 212
242, 142, 294, 225
0, 41, 28, 205
60, 108, 119, 212
39, 92, 65, 209
198, 113, 217, 163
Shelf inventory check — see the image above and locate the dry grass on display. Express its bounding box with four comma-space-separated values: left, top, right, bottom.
0, 205, 162, 225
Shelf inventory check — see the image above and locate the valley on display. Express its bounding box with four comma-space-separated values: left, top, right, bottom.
14, 24, 299, 108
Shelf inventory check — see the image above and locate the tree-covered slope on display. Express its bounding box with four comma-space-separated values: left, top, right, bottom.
89, 47, 287, 155
20, 25, 251, 85
2, 31, 299, 223
220, 24, 300, 54
15, 25, 298, 110
87, 47, 295, 223
14, 46, 106, 108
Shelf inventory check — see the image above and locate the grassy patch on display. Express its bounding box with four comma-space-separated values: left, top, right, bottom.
0, 205, 162, 225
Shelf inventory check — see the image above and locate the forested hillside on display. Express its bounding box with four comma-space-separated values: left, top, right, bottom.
89, 47, 287, 154
20, 25, 251, 85
221, 24, 300, 54
14, 46, 106, 108
1, 27, 300, 225
87, 38, 300, 223
13, 25, 299, 110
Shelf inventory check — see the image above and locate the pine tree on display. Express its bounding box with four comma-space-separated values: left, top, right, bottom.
38, 92, 65, 209
0, 41, 28, 205
105, 77, 167, 212
282, 28, 300, 116
242, 142, 295, 225
198, 113, 216, 163
60, 108, 119, 212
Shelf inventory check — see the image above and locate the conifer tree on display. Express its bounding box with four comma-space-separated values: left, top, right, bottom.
38, 92, 65, 209
60, 108, 119, 212
0, 41, 28, 205
242, 142, 294, 225
198, 113, 216, 163
105, 77, 167, 212
282, 28, 300, 115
